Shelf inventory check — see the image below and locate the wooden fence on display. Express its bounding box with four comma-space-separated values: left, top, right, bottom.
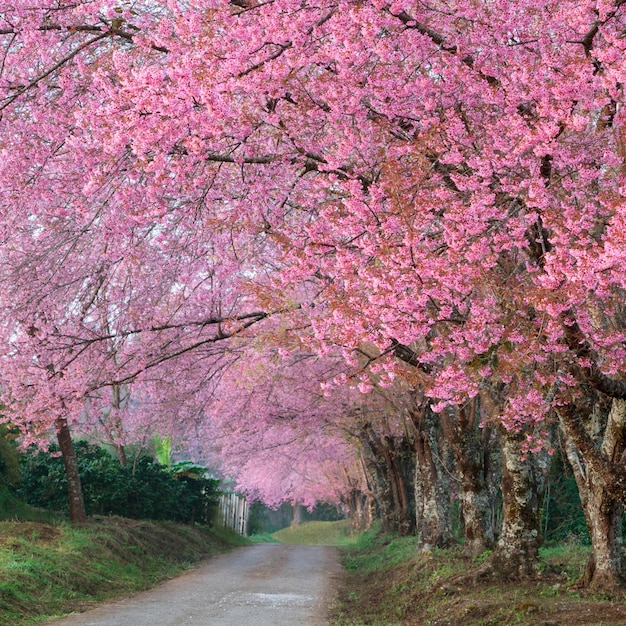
217, 491, 249, 536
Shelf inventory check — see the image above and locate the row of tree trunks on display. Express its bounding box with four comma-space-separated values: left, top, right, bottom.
351, 391, 626, 590
358, 393, 550, 574
358, 425, 416, 535
53, 382, 626, 591
441, 399, 500, 555
412, 395, 551, 575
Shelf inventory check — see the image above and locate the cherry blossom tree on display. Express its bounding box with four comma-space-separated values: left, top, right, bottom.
2, 0, 626, 587
207, 349, 366, 512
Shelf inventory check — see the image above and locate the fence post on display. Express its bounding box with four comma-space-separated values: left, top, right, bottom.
218, 491, 249, 536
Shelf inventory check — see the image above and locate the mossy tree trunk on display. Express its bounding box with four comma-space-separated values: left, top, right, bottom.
410, 404, 454, 551
562, 398, 626, 589
441, 398, 501, 555
486, 427, 551, 578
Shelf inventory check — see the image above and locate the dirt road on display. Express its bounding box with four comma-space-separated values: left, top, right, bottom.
45, 543, 342, 626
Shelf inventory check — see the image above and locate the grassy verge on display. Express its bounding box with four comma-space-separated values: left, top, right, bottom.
0, 516, 249, 626
272, 520, 359, 546
330, 531, 626, 626
248, 531, 280, 543
0, 487, 56, 524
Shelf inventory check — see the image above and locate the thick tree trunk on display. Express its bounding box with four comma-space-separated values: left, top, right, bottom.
114, 443, 127, 467
55, 417, 87, 523
442, 400, 500, 555
566, 439, 624, 589
582, 487, 623, 589
562, 398, 626, 589
458, 458, 498, 555
411, 405, 454, 550
291, 503, 305, 527
487, 428, 551, 577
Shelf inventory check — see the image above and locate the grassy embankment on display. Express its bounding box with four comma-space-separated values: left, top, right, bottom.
0, 487, 249, 626
257, 519, 626, 625
328, 527, 626, 626
4, 495, 626, 626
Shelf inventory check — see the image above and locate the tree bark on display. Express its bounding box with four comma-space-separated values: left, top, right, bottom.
359, 433, 394, 532
0, 424, 21, 487
111, 383, 127, 466
486, 427, 551, 577
358, 426, 415, 535
562, 398, 626, 589
385, 433, 416, 536
343, 488, 373, 532
291, 503, 305, 527
410, 404, 454, 550
114, 443, 128, 467
55, 417, 87, 523
441, 399, 500, 555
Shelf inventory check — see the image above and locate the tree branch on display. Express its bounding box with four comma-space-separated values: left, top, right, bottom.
386, 7, 499, 85
390, 338, 432, 374
54, 310, 278, 347
0, 31, 110, 111
562, 315, 626, 399
557, 403, 626, 505
237, 41, 293, 78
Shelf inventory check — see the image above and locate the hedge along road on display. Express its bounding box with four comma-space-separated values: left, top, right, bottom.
45, 544, 343, 626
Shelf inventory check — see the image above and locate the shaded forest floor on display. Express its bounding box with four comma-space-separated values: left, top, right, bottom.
329, 530, 626, 626
0, 517, 249, 625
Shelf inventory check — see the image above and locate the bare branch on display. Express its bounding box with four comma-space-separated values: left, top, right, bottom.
237, 41, 293, 77
55, 310, 277, 347
103, 311, 271, 387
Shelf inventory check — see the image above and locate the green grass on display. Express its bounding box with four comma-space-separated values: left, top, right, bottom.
272, 520, 359, 546
0, 486, 56, 524
207, 524, 254, 547
330, 532, 626, 626
0, 517, 250, 626
341, 527, 422, 573
248, 531, 279, 543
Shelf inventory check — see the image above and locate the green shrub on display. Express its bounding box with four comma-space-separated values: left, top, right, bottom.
16, 441, 220, 524
0, 424, 21, 488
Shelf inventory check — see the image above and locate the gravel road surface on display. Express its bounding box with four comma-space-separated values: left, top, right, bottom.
44, 543, 342, 626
